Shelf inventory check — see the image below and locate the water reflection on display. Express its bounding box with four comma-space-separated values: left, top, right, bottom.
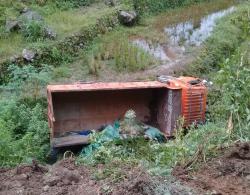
165, 7, 235, 46
131, 6, 235, 61
132, 39, 170, 61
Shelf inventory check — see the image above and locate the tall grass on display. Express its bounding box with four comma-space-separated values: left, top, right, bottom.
86, 36, 157, 74
132, 0, 211, 15
45, 4, 114, 38
0, 34, 24, 61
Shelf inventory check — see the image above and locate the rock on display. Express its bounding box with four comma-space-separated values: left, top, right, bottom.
43, 176, 60, 187
44, 27, 57, 39
119, 10, 137, 26
20, 10, 43, 22
211, 190, 222, 195
246, 175, 250, 181
20, 7, 29, 14
9, 55, 20, 63
62, 169, 80, 183
5, 19, 21, 32
105, 0, 116, 6
22, 49, 36, 62
43, 185, 49, 192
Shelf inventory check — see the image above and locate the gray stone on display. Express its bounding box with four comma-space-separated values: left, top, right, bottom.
119, 10, 137, 26
43, 175, 60, 187
105, 0, 116, 6
22, 49, 36, 62
43, 185, 49, 192
20, 10, 43, 22
20, 7, 30, 14
5, 19, 21, 32
246, 175, 250, 181
44, 27, 57, 39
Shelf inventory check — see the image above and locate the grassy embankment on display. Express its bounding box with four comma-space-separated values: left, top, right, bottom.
0, 0, 248, 169
77, 1, 250, 176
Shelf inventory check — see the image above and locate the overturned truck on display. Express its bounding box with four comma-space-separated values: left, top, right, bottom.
47, 76, 207, 148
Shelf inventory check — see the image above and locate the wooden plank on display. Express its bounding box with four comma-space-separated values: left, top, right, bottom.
52, 135, 90, 148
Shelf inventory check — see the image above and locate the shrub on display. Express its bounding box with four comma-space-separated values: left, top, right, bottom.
0, 98, 49, 167
131, 0, 205, 15
213, 49, 250, 139
3, 64, 52, 98
78, 123, 229, 175
21, 20, 46, 42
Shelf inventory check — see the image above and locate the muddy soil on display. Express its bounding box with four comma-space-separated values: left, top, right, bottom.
0, 159, 153, 195
0, 158, 193, 195
173, 142, 250, 195
1, 143, 249, 195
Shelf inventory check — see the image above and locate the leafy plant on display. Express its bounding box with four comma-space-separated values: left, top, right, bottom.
78, 123, 229, 175
0, 98, 49, 167
214, 50, 250, 139
21, 20, 46, 41
3, 64, 52, 99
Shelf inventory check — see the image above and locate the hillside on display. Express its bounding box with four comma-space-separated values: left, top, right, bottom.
0, 0, 249, 194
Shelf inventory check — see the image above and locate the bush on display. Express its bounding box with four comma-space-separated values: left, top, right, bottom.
213, 49, 250, 139
3, 64, 52, 98
21, 20, 46, 42
55, 0, 99, 9
194, 5, 250, 140
78, 123, 229, 175
0, 98, 49, 167
131, 0, 205, 15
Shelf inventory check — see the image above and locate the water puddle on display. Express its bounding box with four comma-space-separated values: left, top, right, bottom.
132, 39, 170, 61
132, 6, 235, 62
165, 6, 235, 46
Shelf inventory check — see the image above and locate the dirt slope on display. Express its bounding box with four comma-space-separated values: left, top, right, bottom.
0, 159, 162, 195
173, 142, 250, 195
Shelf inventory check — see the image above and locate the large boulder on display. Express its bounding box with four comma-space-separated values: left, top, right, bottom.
5, 19, 21, 32
119, 10, 138, 26
22, 49, 36, 62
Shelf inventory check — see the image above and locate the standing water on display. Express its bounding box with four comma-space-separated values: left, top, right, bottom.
133, 6, 235, 62
165, 7, 235, 46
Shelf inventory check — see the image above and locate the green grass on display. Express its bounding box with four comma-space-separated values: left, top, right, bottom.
0, 2, 116, 61
45, 3, 115, 38
0, 0, 248, 169
0, 34, 24, 59
77, 1, 250, 175
57, 0, 237, 82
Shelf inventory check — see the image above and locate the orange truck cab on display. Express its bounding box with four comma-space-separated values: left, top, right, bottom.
47, 76, 207, 148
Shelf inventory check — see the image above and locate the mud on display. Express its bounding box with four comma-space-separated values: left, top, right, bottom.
0, 159, 170, 195
173, 142, 250, 195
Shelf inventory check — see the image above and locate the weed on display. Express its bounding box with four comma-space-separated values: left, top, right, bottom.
52, 66, 71, 79
3, 64, 52, 99
86, 35, 157, 73
0, 98, 49, 167
21, 20, 46, 41
78, 123, 230, 175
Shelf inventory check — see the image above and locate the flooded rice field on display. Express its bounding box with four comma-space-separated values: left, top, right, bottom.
133, 6, 235, 63
165, 6, 235, 46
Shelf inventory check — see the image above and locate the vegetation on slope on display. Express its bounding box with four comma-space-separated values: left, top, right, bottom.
78, 2, 250, 175
0, 0, 249, 170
